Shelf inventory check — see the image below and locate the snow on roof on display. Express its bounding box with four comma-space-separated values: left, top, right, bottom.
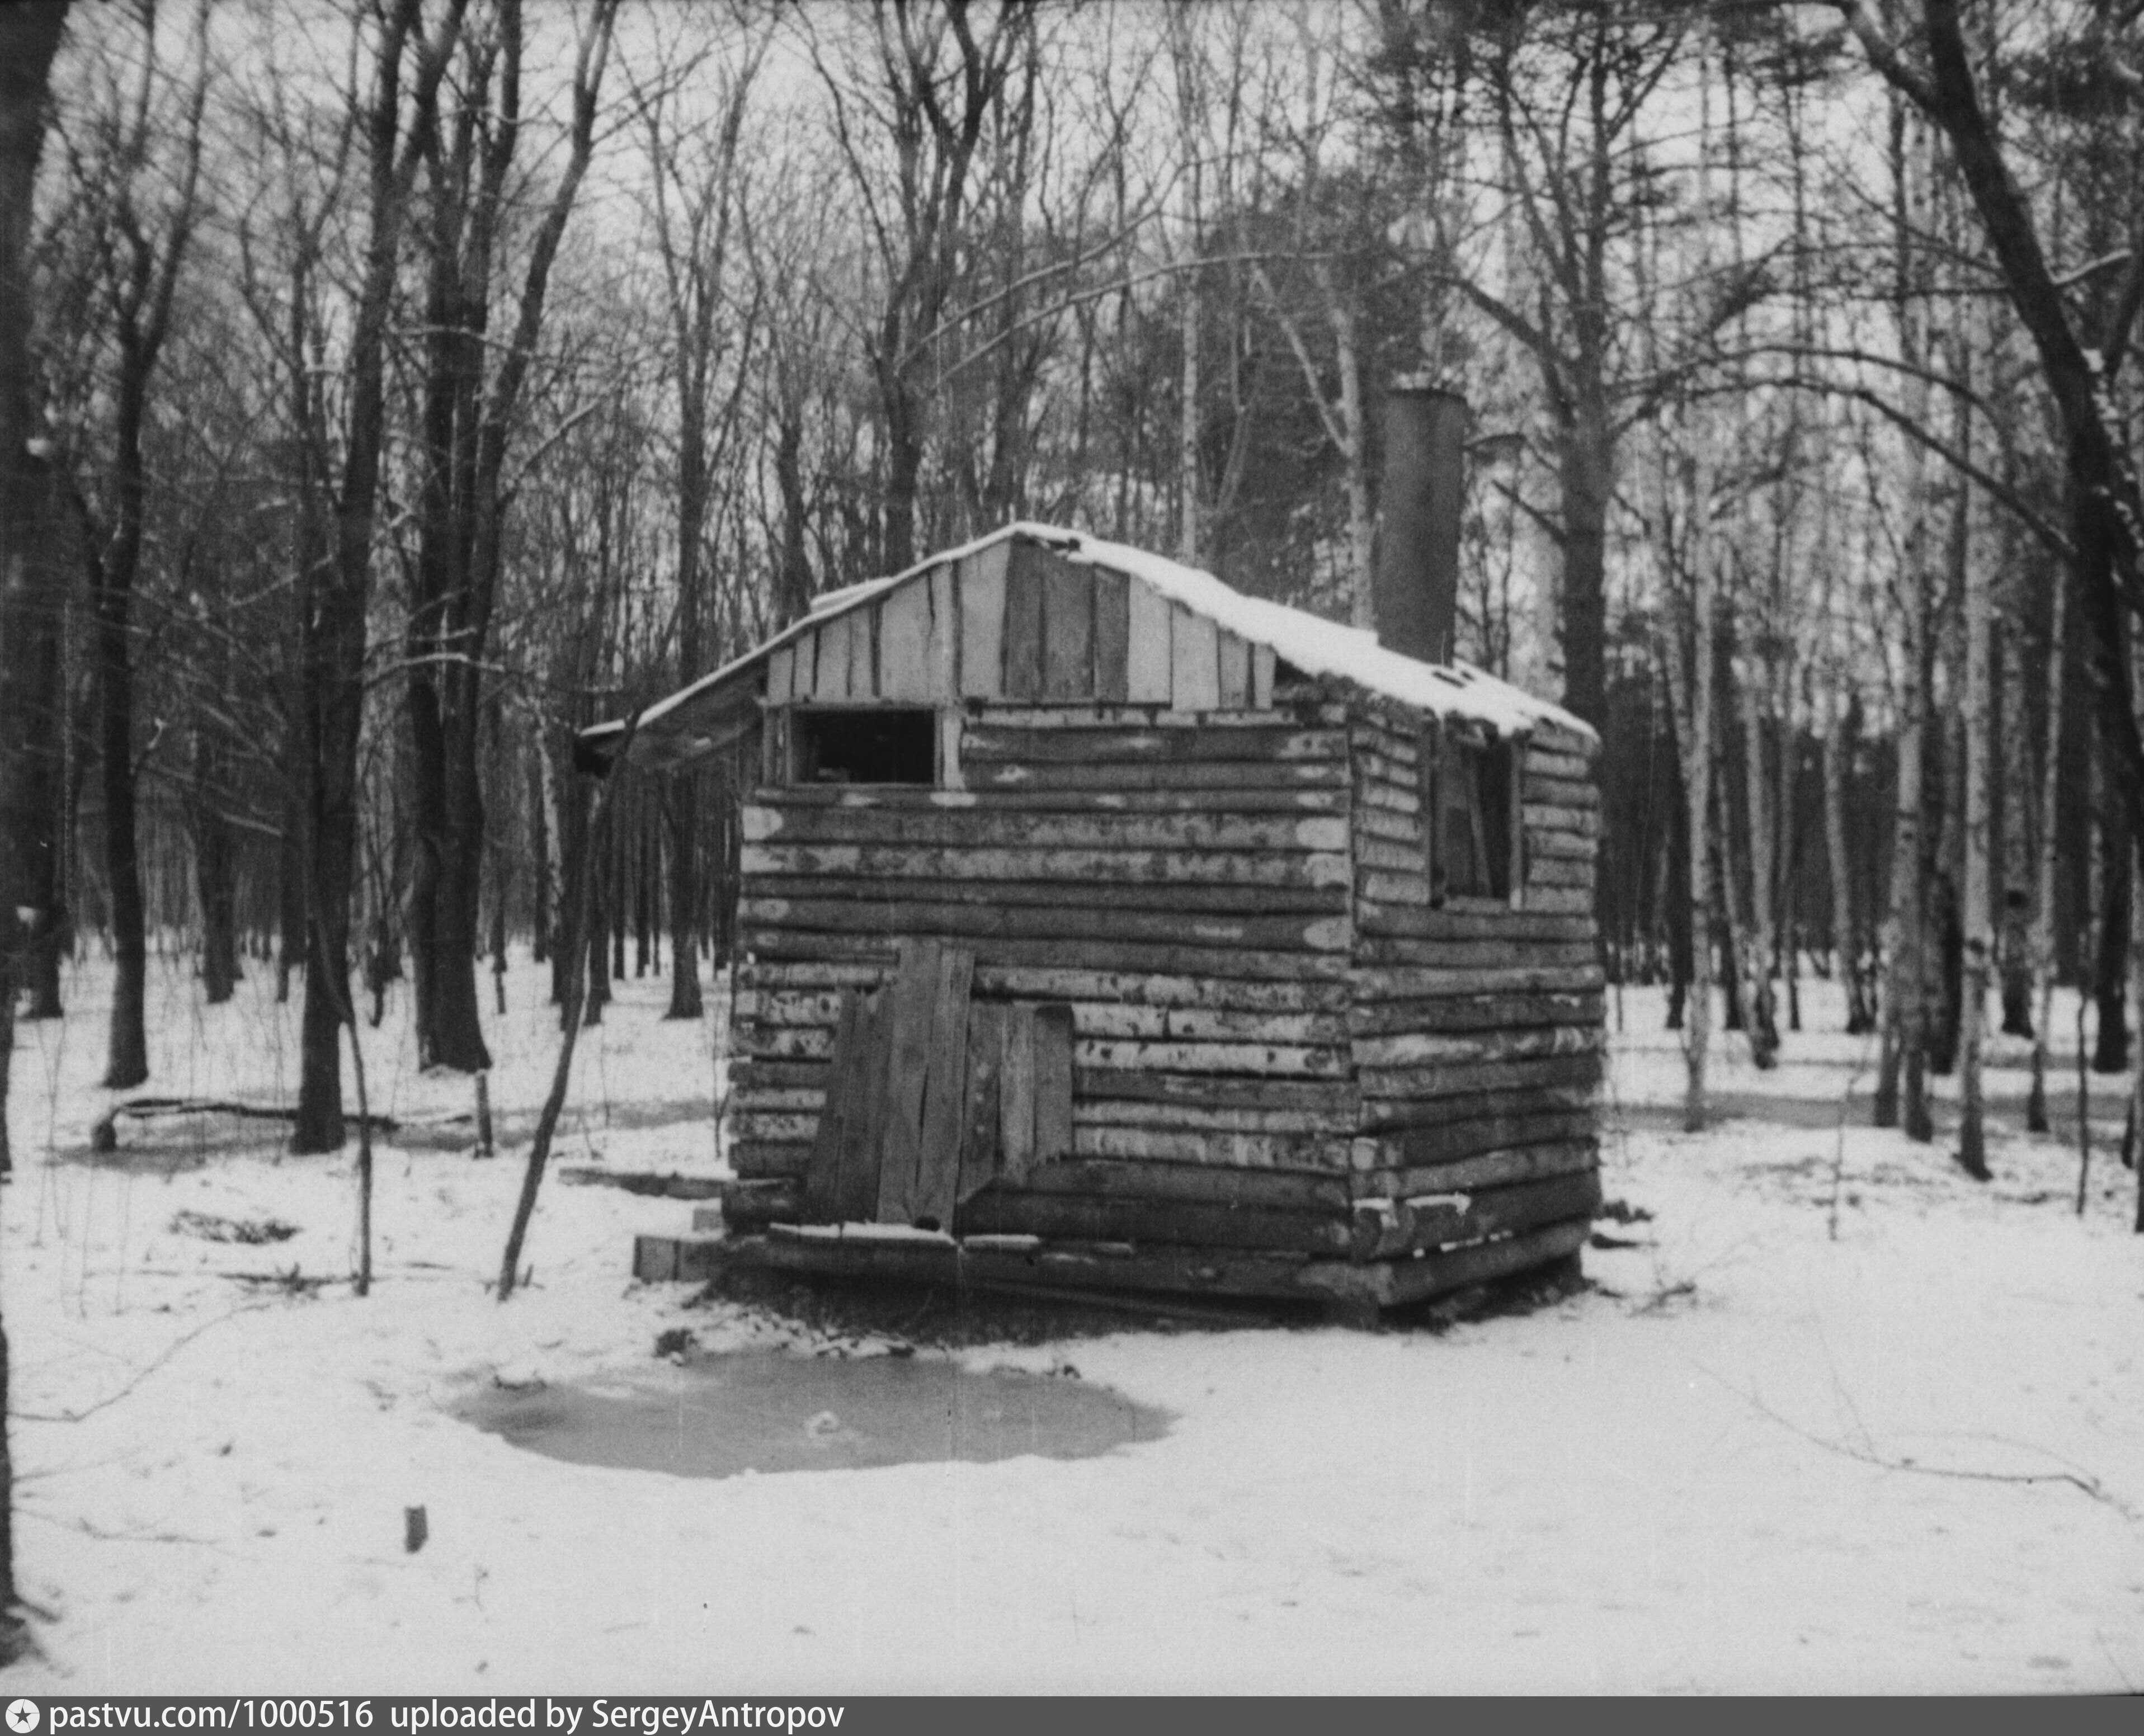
593, 522, 1593, 748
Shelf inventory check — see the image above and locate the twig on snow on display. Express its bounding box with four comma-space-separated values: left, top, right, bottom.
1702, 1366, 2138, 1520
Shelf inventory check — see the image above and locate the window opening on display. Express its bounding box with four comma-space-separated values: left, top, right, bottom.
791, 707, 937, 785
1420, 723, 1515, 902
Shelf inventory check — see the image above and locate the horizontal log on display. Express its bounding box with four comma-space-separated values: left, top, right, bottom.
1358, 1051, 1603, 1100
743, 988, 1347, 1046
1523, 773, 1598, 809
1350, 1023, 1603, 1069
1076, 1096, 1355, 1135
743, 929, 1355, 982
965, 760, 1350, 792
732, 1138, 813, 1178
1354, 1081, 1600, 1132
1069, 1124, 1345, 1167
742, 958, 1356, 1013
1358, 870, 1433, 907
1010, 1159, 1351, 1210
1345, 991, 1603, 1037
1350, 1169, 1601, 1261
725, 1227, 1327, 1303
1521, 887, 1593, 915
1521, 803, 1598, 835
744, 804, 1351, 853
1076, 1068, 1359, 1115
1356, 834, 1427, 874
1353, 907, 1599, 945
1524, 747, 1591, 782
739, 843, 1353, 890
1351, 1135, 1599, 1197
1350, 961, 1604, 998
1356, 806, 1427, 846
1356, 781, 1420, 817
737, 896, 1350, 953
731, 1110, 819, 1144
1527, 856, 1595, 888
749, 875, 1350, 916
963, 723, 1347, 765
956, 1190, 1350, 1257
756, 784, 1351, 815
1528, 829, 1598, 861
973, 702, 1346, 729
1350, 1115, 1596, 1171
728, 1086, 825, 1114
1354, 937, 1601, 971
1073, 1037, 1353, 1078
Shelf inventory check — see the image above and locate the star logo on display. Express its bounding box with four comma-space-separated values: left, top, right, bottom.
7, 1700, 39, 1734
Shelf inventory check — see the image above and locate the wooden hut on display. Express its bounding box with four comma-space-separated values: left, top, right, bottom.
585, 510, 1605, 1319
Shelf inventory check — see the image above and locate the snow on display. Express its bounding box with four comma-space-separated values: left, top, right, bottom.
3, 958, 2139, 1693
592, 522, 1592, 757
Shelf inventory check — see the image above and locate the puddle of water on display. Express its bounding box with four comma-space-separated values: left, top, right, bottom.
456, 1351, 1168, 1479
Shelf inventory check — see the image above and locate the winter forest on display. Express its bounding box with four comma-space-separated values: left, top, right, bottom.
2, 0, 2143, 1696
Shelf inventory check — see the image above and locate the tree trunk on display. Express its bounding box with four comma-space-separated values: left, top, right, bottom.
2027, 564, 2068, 1133
1957, 444, 1992, 1179
1738, 640, 1780, 1067
2093, 816, 2129, 1073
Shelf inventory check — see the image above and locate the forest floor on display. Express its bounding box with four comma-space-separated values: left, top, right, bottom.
0, 952, 2138, 1694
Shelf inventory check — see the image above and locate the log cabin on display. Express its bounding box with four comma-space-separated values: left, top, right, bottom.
583, 390, 1603, 1319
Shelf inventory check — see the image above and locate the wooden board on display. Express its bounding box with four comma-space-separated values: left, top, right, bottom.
911, 945, 975, 1230
1003, 541, 1047, 699
959, 543, 1009, 700
1035, 1003, 1075, 1162
1217, 632, 1252, 708
1127, 578, 1173, 703
928, 562, 958, 696
1251, 643, 1274, 710
958, 1002, 1005, 1204
1040, 559, 1093, 699
768, 644, 796, 705
832, 992, 890, 1223
1093, 568, 1129, 702
1171, 608, 1221, 710
1000, 1002, 1038, 1182
878, 581, 933, 701
875, 938, 944, 1224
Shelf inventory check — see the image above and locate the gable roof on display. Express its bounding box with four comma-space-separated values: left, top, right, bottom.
581, 522, 1593, 769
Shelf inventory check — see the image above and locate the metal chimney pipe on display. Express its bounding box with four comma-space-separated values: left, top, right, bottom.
1373, 385, 1469, 666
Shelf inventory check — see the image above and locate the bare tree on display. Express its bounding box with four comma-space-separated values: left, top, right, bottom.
54, 0, 210, 1088
0, 0, 72, 1650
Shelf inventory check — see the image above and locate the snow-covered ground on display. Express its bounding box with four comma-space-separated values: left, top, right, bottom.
1, 952, 2138, 1693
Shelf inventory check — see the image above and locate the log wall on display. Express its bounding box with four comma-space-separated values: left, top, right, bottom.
1344, 694, 1604, 1248
727, 695, 1365, 1257
724, 663, 1604, 1285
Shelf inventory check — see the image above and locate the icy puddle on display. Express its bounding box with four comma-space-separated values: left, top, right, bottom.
458, 1351, 1169, 1478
